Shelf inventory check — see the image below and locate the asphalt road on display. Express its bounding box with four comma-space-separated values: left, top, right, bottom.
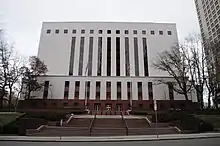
0, 138, 220, 146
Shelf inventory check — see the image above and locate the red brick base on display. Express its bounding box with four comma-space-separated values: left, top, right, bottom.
18, 99, 199, 113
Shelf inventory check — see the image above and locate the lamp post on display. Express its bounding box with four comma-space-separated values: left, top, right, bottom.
154, 99, 158, 138
84, 61, 89, 110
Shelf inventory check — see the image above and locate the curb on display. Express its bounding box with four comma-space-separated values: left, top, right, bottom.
1, 133, 220, 142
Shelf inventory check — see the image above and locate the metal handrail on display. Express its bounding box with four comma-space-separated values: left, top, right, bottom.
121, 112, 128, 136
89, 112, 96, 136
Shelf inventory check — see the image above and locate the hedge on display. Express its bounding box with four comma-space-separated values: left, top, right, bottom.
151, 111, 214, 133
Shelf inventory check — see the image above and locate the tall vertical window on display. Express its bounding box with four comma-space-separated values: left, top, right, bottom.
127, 82, 132, 102
107, 37, 111, 76
125, 37, 130, 76
74, 81, 80, 99
64, 81, 70, 99
43, 81, 49, 99
85, 81, 90, 100
137, 82, 143, 100
134, 37, 139, 76
106, 82, 111, 100
116, 37, 120, 76
97, 37, 102, 76
88, 37, 93, 76
148, 82, 153, 100
78, 37, 85, 75
142, 38, 149, 76
117, 82, 121, 100
69, 37, 76, 75
96, 82, 101, 100
168, 82, 174, 100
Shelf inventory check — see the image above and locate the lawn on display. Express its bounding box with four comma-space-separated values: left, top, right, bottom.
0, 112, 24, 127
195, 115, 220, 129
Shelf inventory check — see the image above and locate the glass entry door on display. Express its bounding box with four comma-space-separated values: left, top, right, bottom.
94, 103, 101, 111
116, 104, 123, 112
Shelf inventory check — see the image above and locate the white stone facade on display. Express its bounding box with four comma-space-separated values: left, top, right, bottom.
33, 22, 197, 102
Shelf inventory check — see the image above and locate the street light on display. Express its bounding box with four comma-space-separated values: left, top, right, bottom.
84, 61, 89, 110
154, 99, 159, 138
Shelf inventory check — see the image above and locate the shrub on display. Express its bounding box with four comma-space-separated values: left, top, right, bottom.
131, 111, 148, 115
151, 111, 214, 133
25, 112, 69, 121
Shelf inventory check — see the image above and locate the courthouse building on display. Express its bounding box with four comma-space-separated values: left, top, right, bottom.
20, 22, 198, 113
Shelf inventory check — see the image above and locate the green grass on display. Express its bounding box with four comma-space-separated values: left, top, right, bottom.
195, 115, 220, 129
0, 112, 24, 127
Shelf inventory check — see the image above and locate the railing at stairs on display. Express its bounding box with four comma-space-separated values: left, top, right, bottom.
89, 112, 97, 136
121, 112, 128, 136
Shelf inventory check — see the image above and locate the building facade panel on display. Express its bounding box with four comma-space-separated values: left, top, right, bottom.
29, 22, 199, 112
34, 76, 197, 102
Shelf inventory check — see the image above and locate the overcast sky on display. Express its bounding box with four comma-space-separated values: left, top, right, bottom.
1, 0, 200, 56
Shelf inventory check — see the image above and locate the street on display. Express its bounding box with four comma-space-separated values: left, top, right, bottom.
0, 138, 220, 146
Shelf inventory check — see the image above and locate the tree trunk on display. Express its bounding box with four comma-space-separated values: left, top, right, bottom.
8, 87, 12, 111
0, 95, 3, 109
213, 91, 219, 109
208, 92, 211, 109
199, 91, 204, 109
0, 88, 5, 109
184, 92, 189, 100
28, 90, 31, 99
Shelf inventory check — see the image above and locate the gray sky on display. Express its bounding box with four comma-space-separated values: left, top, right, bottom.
1, 0, 200, 56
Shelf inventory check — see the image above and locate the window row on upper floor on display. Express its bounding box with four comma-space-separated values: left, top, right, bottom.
45, 29, 172, 36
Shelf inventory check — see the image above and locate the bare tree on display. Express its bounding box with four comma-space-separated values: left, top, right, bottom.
184, 35, 206, 109
205, 40, 220, 108
153, 45, 192, 100
7, 54, 26, 110
0, 39, 13, 109
0, 37, 26, 110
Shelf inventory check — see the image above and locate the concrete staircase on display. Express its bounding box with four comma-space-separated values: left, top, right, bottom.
128, 127, 178, 135
29, 126, 89, 136
91, 118, 126, 136
27, 115, 180, 136
67, 118, 93, 127
126, 119, 150, 128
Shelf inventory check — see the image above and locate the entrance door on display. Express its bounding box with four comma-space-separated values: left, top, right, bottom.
116, 104, 123, 112
94, 103, 101, 111
106, 104, 112, 111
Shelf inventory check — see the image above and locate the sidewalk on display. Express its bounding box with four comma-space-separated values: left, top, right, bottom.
0, 133, 220, 142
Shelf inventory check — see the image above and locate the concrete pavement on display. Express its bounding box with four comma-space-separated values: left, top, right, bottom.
0, 138, 220, 146
1, 133, 220, 142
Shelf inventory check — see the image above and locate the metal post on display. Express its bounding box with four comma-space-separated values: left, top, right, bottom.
85, 81, 87, 109
154, 100, 159, 138
84, 62, 89, 110
130, 81, 132, 111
